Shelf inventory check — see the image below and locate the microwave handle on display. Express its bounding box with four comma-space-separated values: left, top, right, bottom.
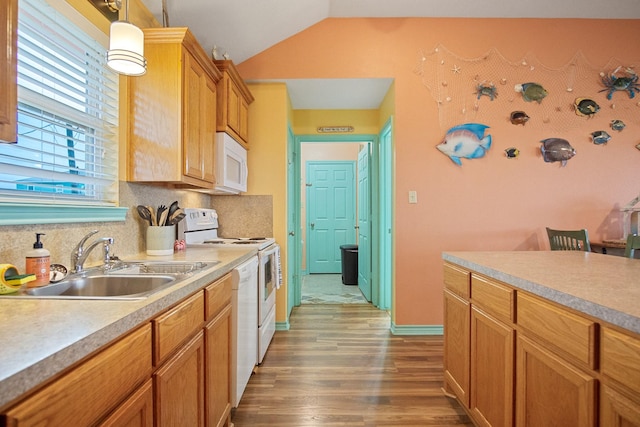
242, 158, 248, 182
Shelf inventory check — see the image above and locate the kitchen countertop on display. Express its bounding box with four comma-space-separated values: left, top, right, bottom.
443, 251, 640, 335
0, 246, 256, 410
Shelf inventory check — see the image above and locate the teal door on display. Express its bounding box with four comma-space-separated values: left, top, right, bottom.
307, 161, 356, 274
286, 126, 300, 312
357, 146, 371, 301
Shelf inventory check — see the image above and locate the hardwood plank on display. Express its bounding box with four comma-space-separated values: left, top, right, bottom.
231, 305, 473, 426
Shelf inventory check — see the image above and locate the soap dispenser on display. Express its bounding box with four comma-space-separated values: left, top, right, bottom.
25, 233, 50, 287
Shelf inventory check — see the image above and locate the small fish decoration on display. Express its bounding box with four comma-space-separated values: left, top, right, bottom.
610, 119, 626, 132
574, 98, 600, 117
509, 111, 530, 125
540, 138, 576, 167
436, 123, 492, 166
515, 82, 548, 103
591, 130, 611, 145
505, 147, 520, 158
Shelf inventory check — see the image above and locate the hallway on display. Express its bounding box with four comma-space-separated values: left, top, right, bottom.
301, 274, 367, 304
231, 304, 472, 426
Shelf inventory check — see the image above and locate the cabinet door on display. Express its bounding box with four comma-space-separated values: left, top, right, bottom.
0, 0, 17, 143
600, 384, 640, 427
202, 72, 217, 184
515, 335, 595, 427
184, 52, 206, 182
205, 305, 232, 427
226, 80, 241, 136
99, 380, 154, 427
443, 289, 470, 406
154, 330, 206, 427
239, 97, 249, 143
470, 307, 514, 427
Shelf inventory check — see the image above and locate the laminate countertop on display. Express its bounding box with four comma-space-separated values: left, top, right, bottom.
0, 246, 256, 410
442, 251, 640, 335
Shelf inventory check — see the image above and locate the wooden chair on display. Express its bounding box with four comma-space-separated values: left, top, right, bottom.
624, 234, 640, 258
546, 227, 591, 252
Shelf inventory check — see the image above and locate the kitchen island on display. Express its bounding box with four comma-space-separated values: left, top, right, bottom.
442, 251, 640, 427
0, 246, 255, 426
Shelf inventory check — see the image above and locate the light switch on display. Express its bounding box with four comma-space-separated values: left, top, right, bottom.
408, 190, 418, 204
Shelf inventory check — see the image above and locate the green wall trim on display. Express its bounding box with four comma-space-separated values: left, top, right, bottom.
390, 323, 443, 336
0, 203, 129, 225
276, 321, 290, 331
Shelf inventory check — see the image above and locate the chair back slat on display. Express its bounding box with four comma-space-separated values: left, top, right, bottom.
624, 234, 640, 258
546, 227, 591, 252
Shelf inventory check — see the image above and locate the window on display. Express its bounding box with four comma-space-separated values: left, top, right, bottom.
0, 0, 124, 224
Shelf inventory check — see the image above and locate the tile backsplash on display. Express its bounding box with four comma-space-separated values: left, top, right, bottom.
0, 182, 273, 273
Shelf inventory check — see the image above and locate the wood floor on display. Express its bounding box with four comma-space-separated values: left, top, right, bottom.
231, 304, 473, 426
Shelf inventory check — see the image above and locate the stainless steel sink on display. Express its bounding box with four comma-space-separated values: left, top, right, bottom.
1, 261, 217, 300
109, 261, 215, 275
24, 274, 178, 299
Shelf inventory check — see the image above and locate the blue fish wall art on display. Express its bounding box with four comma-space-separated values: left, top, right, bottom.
436, 123, 492, 166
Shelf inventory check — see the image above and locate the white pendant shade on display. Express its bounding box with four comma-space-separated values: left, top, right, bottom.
107, 21, 147, 76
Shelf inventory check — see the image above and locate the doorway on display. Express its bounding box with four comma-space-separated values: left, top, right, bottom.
290, 134, 389, 308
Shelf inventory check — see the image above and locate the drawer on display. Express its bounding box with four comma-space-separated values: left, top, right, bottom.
4, 324, 152, 426
153, 291, 205, 365
205, 273, 232, 321
517, 293, 596, 369
471, 274, 514, 323
444, 262, 470, 298
601, 326, 640, 395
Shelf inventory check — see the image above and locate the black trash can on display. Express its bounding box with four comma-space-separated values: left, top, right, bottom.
340, 244, 358, 285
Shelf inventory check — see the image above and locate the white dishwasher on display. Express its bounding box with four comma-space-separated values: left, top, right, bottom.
231, 255, 259, 408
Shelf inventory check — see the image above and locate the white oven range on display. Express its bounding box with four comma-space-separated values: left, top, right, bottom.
178, 208, 279, 365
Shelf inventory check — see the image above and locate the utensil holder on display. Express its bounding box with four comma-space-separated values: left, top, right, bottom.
146, 225, 176, 256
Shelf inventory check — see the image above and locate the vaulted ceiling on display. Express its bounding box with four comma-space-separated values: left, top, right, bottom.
140, 0, 640, 109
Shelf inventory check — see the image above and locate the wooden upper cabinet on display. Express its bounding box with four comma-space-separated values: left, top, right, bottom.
0, 0, 17, 143
128, 28, 222, 189
213, 60, 254, 148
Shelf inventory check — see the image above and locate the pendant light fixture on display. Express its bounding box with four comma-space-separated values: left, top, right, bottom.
106, 0, 147, 76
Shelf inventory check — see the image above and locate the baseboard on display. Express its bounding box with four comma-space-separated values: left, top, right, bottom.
276, 320, 290, 331
390, 323, 443, 335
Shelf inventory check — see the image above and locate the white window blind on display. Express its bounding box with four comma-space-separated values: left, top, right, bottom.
0, 0, 119, 206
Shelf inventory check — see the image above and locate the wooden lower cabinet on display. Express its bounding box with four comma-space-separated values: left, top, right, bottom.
154, 330, 206, 427
443, 289, 470, 406
1, 324, 152, 426
443, 261, 640, 427
515, 334, 596, 427
470, 307, 514, 427
204, 273, 233, 427
1, 276, 235, 427
99, 380, 154, 427
600, 384, 640, 427
206, 305, 232, 427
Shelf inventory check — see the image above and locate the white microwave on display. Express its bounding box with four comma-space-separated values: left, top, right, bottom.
214, 132, 248, 194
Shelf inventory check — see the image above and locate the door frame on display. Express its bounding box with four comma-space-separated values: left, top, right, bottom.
290, 133, 388, 309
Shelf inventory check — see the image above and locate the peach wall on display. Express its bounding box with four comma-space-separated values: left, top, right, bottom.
239, 18, 640, 327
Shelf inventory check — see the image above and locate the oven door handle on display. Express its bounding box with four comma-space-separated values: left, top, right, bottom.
261, 244, 279, 257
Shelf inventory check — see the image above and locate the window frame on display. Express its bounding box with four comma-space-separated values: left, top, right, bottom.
0, 0, 127, 225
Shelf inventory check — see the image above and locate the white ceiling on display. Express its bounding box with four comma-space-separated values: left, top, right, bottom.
140, 0, 640, 109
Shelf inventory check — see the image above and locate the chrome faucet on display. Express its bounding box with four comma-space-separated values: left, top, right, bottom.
71, 230, 115, 273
